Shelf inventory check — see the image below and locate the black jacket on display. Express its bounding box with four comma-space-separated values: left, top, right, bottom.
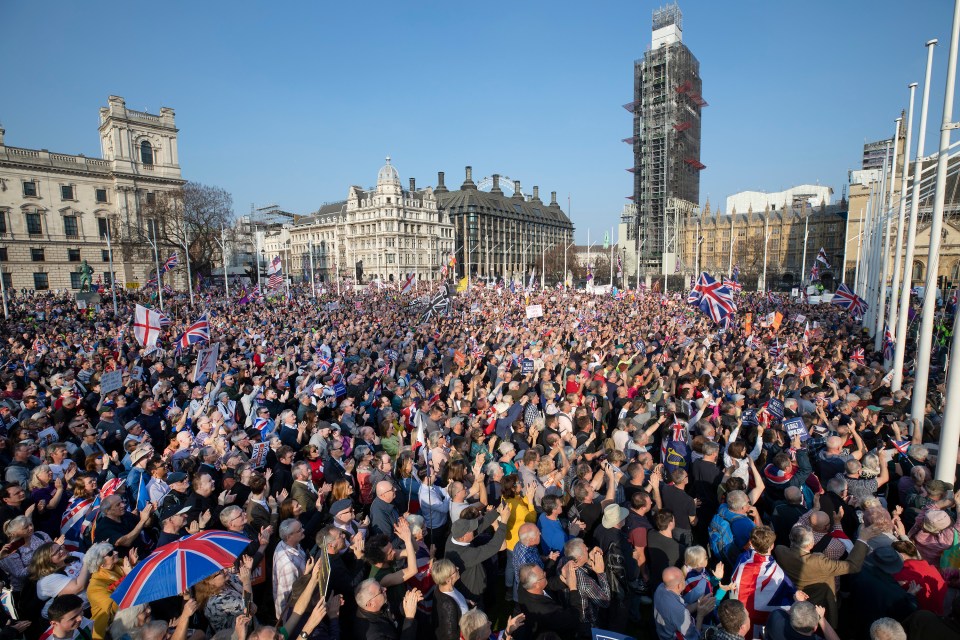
517, 588, 580, 639
431, 590, 463, 640
443, 511, 507, 603
352, 608, 416, 640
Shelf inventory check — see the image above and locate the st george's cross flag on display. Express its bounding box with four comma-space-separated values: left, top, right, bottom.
133, 305, 163, 348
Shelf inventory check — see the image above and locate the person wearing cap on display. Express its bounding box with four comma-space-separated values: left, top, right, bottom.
593, 502, 637, 631
847, 546, 920, 639
155, 503, 194, 546
122, 420, 147, 448
444, 502, 511, 606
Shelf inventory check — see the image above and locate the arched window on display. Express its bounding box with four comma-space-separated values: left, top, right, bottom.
140, 140, 154, 166
952, 260, 960, 282
912, 261, 924, 281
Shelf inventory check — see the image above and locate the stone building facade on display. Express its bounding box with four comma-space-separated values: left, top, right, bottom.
0, 96, 185, 292
287, 159, 456, 283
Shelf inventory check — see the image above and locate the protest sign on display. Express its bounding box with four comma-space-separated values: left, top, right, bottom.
100, 370, 124, 394
767, 398, 784, 420
250, 442, 269, 468
193, 343, 220, 380
784, 417, 808, 441
525, 304, 543, 319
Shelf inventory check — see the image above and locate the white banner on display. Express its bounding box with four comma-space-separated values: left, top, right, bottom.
525, 304, 544, 319
99, 370, 124, 395
193, 343, 220, 380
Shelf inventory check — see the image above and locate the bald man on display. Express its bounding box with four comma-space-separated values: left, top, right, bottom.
653, 567, 715, 640
796, 510, 850, 561
369, 479, 400, 537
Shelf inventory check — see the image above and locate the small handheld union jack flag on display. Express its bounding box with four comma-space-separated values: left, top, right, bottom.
177, 313, 210, 349
722, 277, 742, 292
693, 272, 736, 324
850, 347, 865, 365
884, 326, 895, 360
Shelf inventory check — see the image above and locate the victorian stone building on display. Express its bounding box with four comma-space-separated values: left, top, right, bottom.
0, 96, 185, 292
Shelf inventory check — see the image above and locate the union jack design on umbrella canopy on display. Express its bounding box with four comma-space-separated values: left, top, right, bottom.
111, 530, 252, 609
693, 272, 736, 324
831, 283, 867, 319
178, 313, 210, 349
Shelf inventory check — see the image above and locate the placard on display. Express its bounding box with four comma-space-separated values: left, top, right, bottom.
37, 427, 59, 447
784, 417, 808, 441
525, 304, 544, 319
324, 302, 341, 311
131, 366, 144, 380
333, 382, 347, 397
767, 398, 784, 420
193, 343, 220, 380
99, 370, 124, 394
453, 350, 466, 367
250, 442, 269, 468
741, 409, 759, 427
76, 299, 87, 310
521, 358, 534, 374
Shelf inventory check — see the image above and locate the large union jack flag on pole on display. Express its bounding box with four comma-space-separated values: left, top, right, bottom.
831, 283, 867, 319
178, 313, 210, 349
693, 272, 736, 324
161, 253, 179, 273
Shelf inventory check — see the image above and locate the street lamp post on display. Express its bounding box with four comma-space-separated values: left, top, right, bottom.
104, 225, 118, 317
563, 240, 575, 290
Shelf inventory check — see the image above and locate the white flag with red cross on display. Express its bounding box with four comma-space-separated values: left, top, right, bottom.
133, 304, 162, 348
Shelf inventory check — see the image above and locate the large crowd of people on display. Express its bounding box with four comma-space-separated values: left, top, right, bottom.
0, 278, 956, 640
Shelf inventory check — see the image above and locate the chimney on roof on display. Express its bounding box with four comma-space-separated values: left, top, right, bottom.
435, 171, 447, 194
462, 166, 477, 190
491, 174, 502, 195
409, 178, 416, 192
532, 186, 541, 203
550, 191, 558, 206
513, 180, 522, 199
0, 126, 4, 147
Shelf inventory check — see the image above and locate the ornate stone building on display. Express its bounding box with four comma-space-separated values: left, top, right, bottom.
287, 159, 456, 283
0, 96, 185, 292
681, 198, 847, 290
434, 167, 574, 282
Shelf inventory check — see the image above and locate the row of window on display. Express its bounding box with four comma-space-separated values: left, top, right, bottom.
1, 271, 113, 291
0, 247, 111, 263
22, 181, 110, 204
0, 211, 113, 239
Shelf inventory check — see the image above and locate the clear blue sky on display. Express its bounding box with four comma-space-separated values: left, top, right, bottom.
0, 1, 953, 242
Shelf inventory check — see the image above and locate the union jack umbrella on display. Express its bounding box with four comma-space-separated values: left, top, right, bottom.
831, 283, 867, 319
178, 313, 210, 349
694, 272, 736, 324
111, 530, 252, 609
850, 347, 865, 365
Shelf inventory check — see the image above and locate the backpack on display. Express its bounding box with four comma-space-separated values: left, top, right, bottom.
708, 505, 748, 565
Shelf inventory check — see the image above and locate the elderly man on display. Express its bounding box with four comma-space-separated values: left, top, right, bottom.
517, 563, 580, 638
369, 480, 400, 537
353, 578, 422, 640
93, 494, 153, 556
512, 522, 554, 600
775, 524, 880, 627
445, 503, 511, 605
273, 518, 309, 619
763, 600, 840, 640
653, 566, 715, 640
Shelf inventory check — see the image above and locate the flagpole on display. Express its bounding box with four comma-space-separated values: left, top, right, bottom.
761, 213, 769, 293
541, 230, 546, 289
876, 117, 901, 354
912, 0, 960, 425
104, 225, 118, 317
800, 214, 809, 284
609, 226, 614, 287
895, 42, 937, 393
151, 222, 164, 312
728, 216, 734, 277
220, 225, 230, 299
854, 209, 864, 292
888, 86, 917, 370
309, 240, 317, 298
842, 207, 850, 285
184, 215, 194, 307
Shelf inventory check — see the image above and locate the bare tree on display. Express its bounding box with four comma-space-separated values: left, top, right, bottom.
137, 182, 235, 281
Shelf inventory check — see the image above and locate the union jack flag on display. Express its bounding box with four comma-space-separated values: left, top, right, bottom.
60, 496, 94, 551
891, 440, 911, 455
330, 362, 343, 380
769, 339, 781, 359
850, 347, 865, 365
732, 263, 740, 281
161, 253, 179, 273
162, 284, 174, 295
267, 256, 283, 289
318, 356, 332, 372
145, 274, 158, 288
83, 477, 124, 536
722, 277, 742, 292
254, 417, 274, 441
810, 263, 820, 281
693, 272, 736, 324
816, 247, 831, 268
884, 325, 895, 360
178, 313, 210, 349
730, 550, 796, 629
614, 289, 626, 300
831, 283, 867, 319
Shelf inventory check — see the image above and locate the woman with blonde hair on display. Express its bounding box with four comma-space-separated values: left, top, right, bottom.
28, 463, 68, 537
681, 545, 724, 605
28, 540, 91, 619
85, 542, 136, 640
193, 556, 254, 634
0, 515, 52, 591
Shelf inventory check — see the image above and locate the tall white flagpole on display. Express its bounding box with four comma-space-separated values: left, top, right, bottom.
912, 0, 960, 425
894, 41, 938, 393
875, 117, 901, 352
888, 87, 917, 369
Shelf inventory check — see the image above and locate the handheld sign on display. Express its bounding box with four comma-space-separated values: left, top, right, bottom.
521, 358, 534, 374
525, 304, 544, 319
784, 417, 808, 442
767, 398, 784, 421
99, 370, 124, 395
